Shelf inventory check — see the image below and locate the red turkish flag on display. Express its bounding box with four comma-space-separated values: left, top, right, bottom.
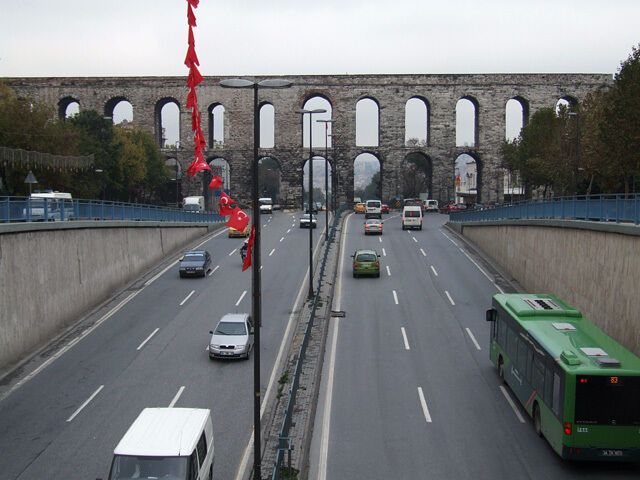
187, 64, 204, 88
186, 87, 198, 109
219, 191, 235, 215
187, 3, 197, 27
242, 225, 255, 272
227, 207, 250, 231
194, 127, 206, 150
208, 175, 223, 190
191, 108, 201, 131
184, 44, 200, 68
187, 0, 200, 8
188, 25, 195, 46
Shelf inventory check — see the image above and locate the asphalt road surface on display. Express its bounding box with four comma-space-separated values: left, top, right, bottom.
308, 211, 640, 480
0, 211, 324, 480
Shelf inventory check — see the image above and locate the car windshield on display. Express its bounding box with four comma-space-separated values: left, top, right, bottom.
184, 253, 204, 260
367, 201, 381, 207
214, 321, 247, 336
109, 455, 188, 480
259, 199, 272, 205
302, 214, 314, 220
356, 253, 377, 262
366, 220, 381, 225
405, 210, 420, 217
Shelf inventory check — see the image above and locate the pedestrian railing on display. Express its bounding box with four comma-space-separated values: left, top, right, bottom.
450, 194, 640, 225
0, 196, 224, 223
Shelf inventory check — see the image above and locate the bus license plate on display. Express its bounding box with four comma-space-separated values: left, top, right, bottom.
601, 449, 623, 457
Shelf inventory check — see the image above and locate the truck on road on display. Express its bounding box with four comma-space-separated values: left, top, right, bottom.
183, 196, 205, 212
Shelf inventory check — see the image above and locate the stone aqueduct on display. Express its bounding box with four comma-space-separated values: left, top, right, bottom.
5, 74, 611, 207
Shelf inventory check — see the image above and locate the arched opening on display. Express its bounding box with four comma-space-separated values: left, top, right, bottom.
208, 157, 231, 191
155, 98, 180, 148
505, 97, 529, 141
405, 97, 429, 146
258, 156, 282, 201
353, 153, 381, 201
208, 104, 225, 147
400, 152, 432, 200
260, 103, 275, 149
556, 96, 578, 115
302, 156, 333, 209
105, 97, 133, 124
163, 157, 182, 206
58, 97, 79, 120
356, 98, 379, 147
456, 97, 478, 147
455, 153, 482, 204
302, 96, 332, 148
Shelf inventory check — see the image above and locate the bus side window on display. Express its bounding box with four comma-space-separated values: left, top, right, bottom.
544, 362, 554, 406
507, 326, 518, 360
526, 348, 534, 384
497, 316, 507, 346
533, 355, 545, 394
516, 338, 528, 373
552, 372, 562, 416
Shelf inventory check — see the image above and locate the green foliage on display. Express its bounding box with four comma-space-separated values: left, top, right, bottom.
355, 170, 381, 200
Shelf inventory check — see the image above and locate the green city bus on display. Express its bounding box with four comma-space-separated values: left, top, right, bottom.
486, 293, 640, 461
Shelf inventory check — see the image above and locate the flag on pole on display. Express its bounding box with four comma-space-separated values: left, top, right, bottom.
242, 225, 255, 271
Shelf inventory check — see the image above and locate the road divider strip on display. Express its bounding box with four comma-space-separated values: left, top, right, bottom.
465, 328, 481, 350
499, 386, 526, 423
401, 327, 410, 350
136, 328, 159, 351
179, 290, 195, 306
445, 290, 455, 306
417, 387, 433, 423
67, 385, 104, 422
168, 386, 185, 408
235, 290, 247, 306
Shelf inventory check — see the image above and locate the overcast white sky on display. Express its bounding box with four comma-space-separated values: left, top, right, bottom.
1, 0, 638, 77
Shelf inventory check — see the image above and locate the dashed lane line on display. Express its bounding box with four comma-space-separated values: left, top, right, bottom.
401, 327, 410, 350
420, 248, 427, 257
386, 265, 391, 276
67, 385, 104, 422
269, 248, 276, 257
393, 290, 399, 305
417, 387, 433, 423
235, 290, 247, 306
179, 290, 195, 306
499, 386, 526, 423
229, 248, 238, 256
136, 328, 159, 351
445, 290, 455, 306
430, 265, 438, 276
465, 328, 482, 351
208, 265, 220, 277
168, 386, 185, 408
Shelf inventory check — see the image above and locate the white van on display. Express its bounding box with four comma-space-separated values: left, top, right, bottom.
424, 199, 439, 213
25, 191, 74, 221
259, 197, 273, 214
106, 408, 214, 480
402, 205, 423, 230
365, 199, 382, 219
183, 196, 205, 212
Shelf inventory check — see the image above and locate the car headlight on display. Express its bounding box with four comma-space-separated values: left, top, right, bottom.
196, 267, 203, 271
210, 344, 220, 349
235, 344, 246, 351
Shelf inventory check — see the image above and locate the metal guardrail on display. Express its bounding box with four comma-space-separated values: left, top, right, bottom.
0, 196, 224, 223
271, 204, 348, 480
450, 194, 640, 225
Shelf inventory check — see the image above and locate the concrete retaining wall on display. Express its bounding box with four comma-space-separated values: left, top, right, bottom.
0, 222, 218, 371
455, 220, 640, 356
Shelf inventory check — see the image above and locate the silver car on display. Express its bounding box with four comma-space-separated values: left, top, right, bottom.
299, 213, 317, 228
208, 313, 254, 360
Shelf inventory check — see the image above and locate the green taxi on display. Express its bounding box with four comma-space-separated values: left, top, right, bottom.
352, 249, 381, 278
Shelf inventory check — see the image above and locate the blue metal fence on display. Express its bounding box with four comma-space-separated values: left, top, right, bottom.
0, 196, 224, 223
450, 194, 640, 225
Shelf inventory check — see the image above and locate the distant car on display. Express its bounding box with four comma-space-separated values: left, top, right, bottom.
352, 249, 381, 278
354, 202, 366, 214
439, 202, 458, 214
299, 213, 317, 228
424, 199, 439, 212
179, 250, 211, 278
229, 222, 251, 238
315, 201, 324, 211
381, 204, 390, 214
303, 203, 318, 214
208, 313, 254, 360
364, 219, 383, 235
259, 197, 273, 214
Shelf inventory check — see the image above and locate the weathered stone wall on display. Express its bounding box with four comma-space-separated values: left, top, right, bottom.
458, 220, 640, 356
4, 74, 612, 206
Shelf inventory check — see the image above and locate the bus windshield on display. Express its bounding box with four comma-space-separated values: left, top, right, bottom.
575, 375, 640, 426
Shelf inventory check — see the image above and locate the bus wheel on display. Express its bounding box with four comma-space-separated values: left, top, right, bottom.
498, 356, 505, 382
533, 403, 542, 437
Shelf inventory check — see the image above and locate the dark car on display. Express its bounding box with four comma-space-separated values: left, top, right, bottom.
381, 204, 390, 214
179, 250, 211, 278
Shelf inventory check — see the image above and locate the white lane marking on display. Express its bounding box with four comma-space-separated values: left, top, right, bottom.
412, 236, 417, 243
460, 248, 493, 282
420, 248, 426, 257
317, 213, 350, 480
280, 236, 285, 242
208, 265, 220, 277
385, 213, 401, 221
445, 290, 455, 306
378, 237, 382, 243
263, 224, 267, 228
287, 228, 291, 234
67, 385, 104, 422
229, 248, 238, 256
1, 288, 142, 402
417, 387, 433, 423
382, 248, 387, 257
465, 328, 482, 351
430, 265, 438, 276
179, 290, 195, 306
401, 327, 410, 350
269, 248, 276, 257
386, 265, 391, 277
136, 328, 159, 351
499, 386, 526, 423
235, 290, 247, 306
441, 230, 459, 246
168, 386, 185, 408
260, 266, 263, 271
236, 216, 330, 480
494, 283, 505, 293
393, 290, 399, 305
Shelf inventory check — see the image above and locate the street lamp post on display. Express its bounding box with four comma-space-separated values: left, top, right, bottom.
568, 111, 580, 196
298, 108, 327, 299
220, 77, 293, 480
317, 119, 334, 241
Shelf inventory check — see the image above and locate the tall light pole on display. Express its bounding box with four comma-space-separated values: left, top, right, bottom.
220, 77, 293, 480
317, 118, 334, 241
568, 111, 580, 196
298, 108, 327, 299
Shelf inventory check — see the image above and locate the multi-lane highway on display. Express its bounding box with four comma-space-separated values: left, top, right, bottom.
0, 211, 325, 480
309, 212, 640, 479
